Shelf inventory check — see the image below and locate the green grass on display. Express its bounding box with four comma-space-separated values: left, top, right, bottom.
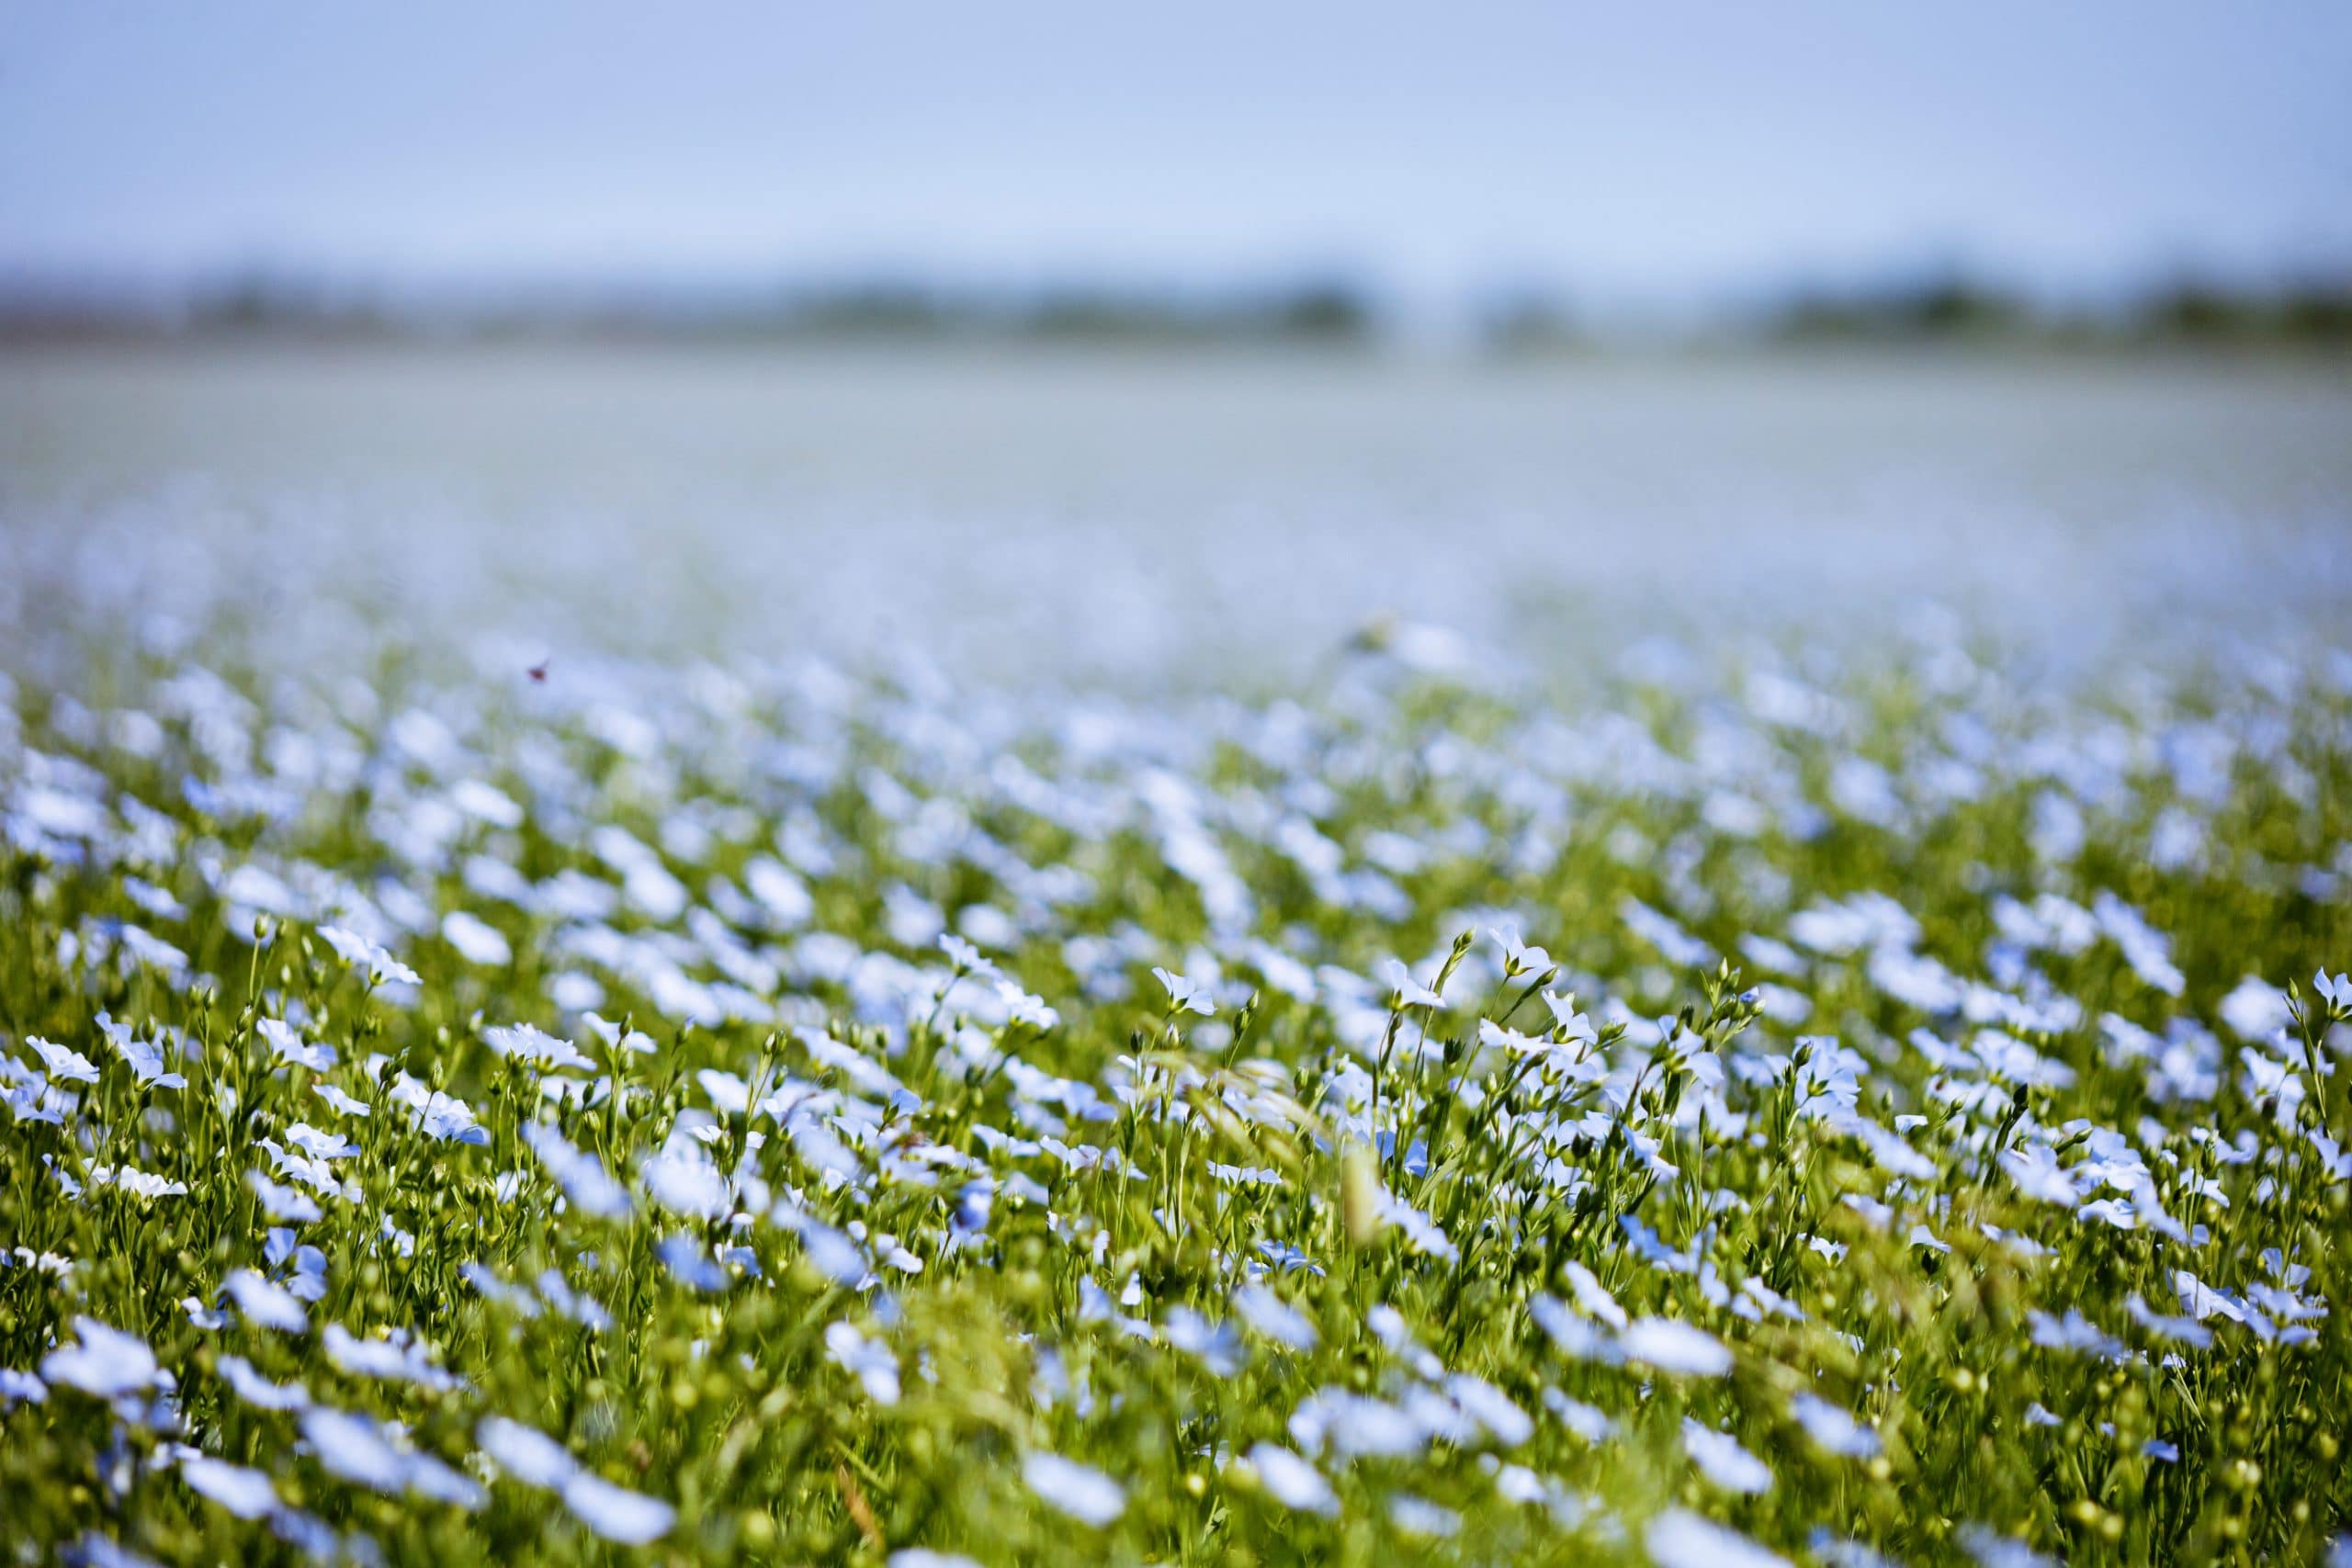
0, 636, 2346, 1566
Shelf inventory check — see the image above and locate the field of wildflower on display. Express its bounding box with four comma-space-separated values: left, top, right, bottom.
4, 606, 2347, 1567
1, 355, 2349, 1568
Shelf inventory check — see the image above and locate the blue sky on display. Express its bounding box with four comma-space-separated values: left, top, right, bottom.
3, 0, 2347, 313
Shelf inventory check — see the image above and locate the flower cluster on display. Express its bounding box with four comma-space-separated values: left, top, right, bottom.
0, 624, 2347, 1566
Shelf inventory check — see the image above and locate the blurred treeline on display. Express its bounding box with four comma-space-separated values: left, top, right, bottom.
1487, 274, 2352, 355
0, 275, 1376, 349
4, 269, 2347, 354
